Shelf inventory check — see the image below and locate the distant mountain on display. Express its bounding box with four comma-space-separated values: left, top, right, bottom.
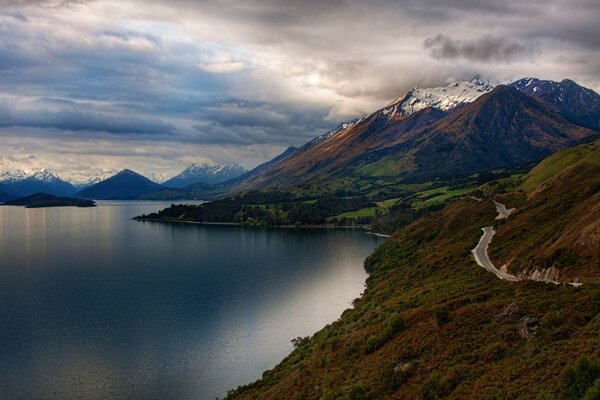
72, 169, 119, 189
511, 78, 600, 130
164, 163, 247, 188
0, 169, 76, 197
0, 189, 16, 203
76, 169, 163, 199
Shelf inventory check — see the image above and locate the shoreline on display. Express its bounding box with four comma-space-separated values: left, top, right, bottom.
132, 217, 391, 234
134, 214, 389, 398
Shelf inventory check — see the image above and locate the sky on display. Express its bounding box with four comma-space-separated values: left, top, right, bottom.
0, 0, 599, 182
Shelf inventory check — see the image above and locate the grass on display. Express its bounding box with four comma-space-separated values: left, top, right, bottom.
328, 198, 401, 221
520, 140, 600, 192
412, 186, 475, 209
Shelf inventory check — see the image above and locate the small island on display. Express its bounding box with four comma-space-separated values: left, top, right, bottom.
3, 193, 96, 208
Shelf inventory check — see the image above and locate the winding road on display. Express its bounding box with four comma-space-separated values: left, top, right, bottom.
472, 226, 518, 281
493, 200, 513, 219
473, 200, 583, 286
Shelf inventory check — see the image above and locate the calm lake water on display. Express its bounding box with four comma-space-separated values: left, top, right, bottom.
0, 201, 383, 400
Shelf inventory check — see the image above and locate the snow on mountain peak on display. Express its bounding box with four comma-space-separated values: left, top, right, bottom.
31, 168, 62, 182
309, 76, 497, 147
389, 76, 497, 118
181, 163, 246, 177
0, 168, 64, 183
0, 169, 28, 182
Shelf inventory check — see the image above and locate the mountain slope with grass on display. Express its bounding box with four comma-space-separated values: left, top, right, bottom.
225, 139, 600, 400
488, 139, 600, 283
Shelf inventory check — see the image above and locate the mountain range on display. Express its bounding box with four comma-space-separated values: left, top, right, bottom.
163, 163, 247, 188
2, 76, 598, 201
189, 76, 598, 199
0, 162, 246, 200
0, 169, 76, 197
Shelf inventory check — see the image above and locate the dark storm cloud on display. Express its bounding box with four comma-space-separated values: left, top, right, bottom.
0, 98, 174, 135
424, 35, 539, 63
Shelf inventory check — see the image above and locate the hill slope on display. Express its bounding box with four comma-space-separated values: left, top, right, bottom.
76, 169, 162, 199
226, 139, 600, 400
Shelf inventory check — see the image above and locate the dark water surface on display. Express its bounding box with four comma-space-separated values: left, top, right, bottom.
0, 201, 382, 399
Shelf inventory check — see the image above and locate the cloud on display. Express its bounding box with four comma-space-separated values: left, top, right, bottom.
200, 61, 245, 74
0, 97, 175, 135
424, 34, 539, 63
0, 0, 598, 180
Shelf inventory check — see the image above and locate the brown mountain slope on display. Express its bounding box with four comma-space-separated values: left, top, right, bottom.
235, 107, 448, 190
232, 86, 596, 194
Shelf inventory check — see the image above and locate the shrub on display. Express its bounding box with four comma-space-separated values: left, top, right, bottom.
433, 307, 450, 325
583, 379, 600, 400
387, 314, 407, 335
366, 335, 379, 354
535, 391, 555, 400
421, 372, 443, 400
592, 293, 600, 317
347, 384, 367, 400
321, 390, 343, 400
559, 358, 600, 400
291, 336, 310, 349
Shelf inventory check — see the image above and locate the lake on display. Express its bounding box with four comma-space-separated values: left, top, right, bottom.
0, 201, 383, 400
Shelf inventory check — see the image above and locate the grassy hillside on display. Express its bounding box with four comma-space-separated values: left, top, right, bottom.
490, 139, 600, 282
225, 140, 600, 400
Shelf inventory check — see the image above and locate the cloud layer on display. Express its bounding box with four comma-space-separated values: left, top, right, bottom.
0, 0, 598, 181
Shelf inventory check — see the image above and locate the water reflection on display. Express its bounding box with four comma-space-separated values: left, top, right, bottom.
0, 202, 382, 399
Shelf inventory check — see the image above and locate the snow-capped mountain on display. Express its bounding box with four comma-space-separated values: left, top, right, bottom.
308, 76, 497, 146
72, 169, 120, 189
164, 163, 248, 188
510, 77, 600, 130
149, 172, 171, 184
0, 168, 76, 196
385, 75, 497, 119
30, 168, 64, 183
0, 169, 28, 182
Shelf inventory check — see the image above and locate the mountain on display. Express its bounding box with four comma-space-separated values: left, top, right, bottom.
76, 169, 163, 199
0, 169, 76, 197
511, 77, 600, 130
228, 83, 596, 196
164, 163, 247, 188
0, 189, 16, 203
386, 74, 496, 119
226, 138, 600, 400
71, 169, 120, 189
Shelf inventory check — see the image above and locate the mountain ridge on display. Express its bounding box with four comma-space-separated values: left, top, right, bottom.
76, 169, 163, 200
164, 163, 247, 188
